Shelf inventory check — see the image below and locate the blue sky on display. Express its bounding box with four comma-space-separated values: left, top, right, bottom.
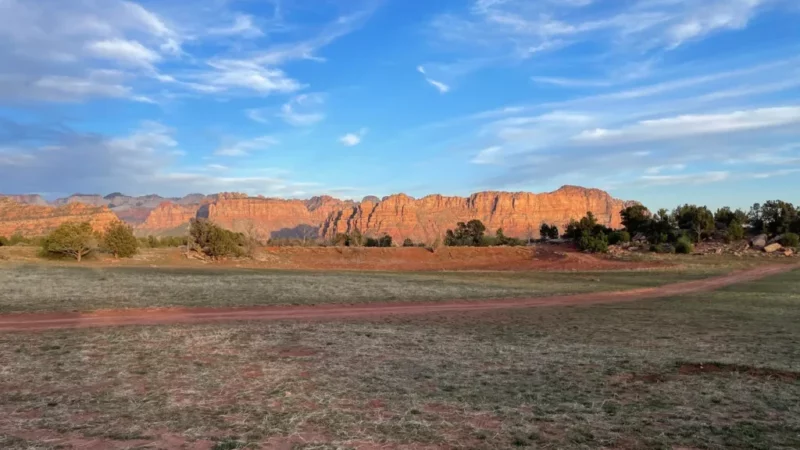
1, 0, 799, 210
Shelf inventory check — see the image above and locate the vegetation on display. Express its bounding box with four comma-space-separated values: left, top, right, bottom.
40, 221, 98, 261
1, 270, 797, 449
781, 232, 800, 248
725, 220, 745, 242
402, 238, 415, 247
564, 212, 612, 253
444, 220, 486, 246
539, 223, 560, 240
0, 235, 8, 247
189, 218, 248, 258
0, 265, 728, 313
620, 204, 650, 234
608, 230, 631, 245
364, 234, 393, 247
102, 221, 139, 258
675, 236, 695, 254
674, 204, 715, 242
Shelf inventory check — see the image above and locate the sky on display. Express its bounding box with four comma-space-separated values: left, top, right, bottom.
0, 0, 799, 210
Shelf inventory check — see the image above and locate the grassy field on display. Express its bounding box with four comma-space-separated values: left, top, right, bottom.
0, 269, 797, 449
0, 265, 728, 313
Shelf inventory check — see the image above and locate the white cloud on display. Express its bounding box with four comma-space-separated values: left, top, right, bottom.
279, 93, 326, 126
339, 128, 368, 147
417, 66, 451, 94
644, 163, 687, 175
471, 146, 503, 164
86, 38, 162, 68
639, 171, 730, 186
216, 136, 279, 156
245, 108, 271, 125
201, 59, 304, 95
209, 14, 263, 38
574, 107, 800, 144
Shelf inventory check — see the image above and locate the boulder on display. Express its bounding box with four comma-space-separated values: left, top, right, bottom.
763, 243, 783, 253
785, 249, 794, 257
751, 234, 768, 249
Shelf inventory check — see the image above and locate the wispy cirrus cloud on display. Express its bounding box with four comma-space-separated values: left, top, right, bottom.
417, 66, 451, 93
215, 136, 279, 157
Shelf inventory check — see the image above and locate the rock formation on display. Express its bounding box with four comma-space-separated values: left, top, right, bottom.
1, 186, 631, 242
0, 198, 118, 237
130, 186, 628, 243
320, 186, 627, 243
0, 194, 49, 206
135, 201, 207, 236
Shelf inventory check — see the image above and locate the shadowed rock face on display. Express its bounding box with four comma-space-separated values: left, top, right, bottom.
0, 198, 118, 237
2, 186, 631, 241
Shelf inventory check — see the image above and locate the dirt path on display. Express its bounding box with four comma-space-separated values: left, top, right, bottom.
0, 264, 794, 332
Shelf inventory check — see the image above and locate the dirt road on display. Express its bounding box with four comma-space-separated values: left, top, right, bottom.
0, 264, 794, 332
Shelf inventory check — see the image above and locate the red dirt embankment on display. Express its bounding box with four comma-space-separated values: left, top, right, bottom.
0, 245, 662, 272
252, 246, 659, 271
0, 264, 792, 332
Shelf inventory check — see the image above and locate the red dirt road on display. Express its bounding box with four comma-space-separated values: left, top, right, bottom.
0, 264, 794, 332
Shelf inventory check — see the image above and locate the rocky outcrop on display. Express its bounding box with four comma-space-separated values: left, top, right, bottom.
320, 186, 627, 243
135, 201, 205, 236
0, 198, 119, 237
6, 186, 630, 243
0, 194, 49, 206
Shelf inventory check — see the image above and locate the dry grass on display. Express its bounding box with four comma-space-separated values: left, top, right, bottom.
0, 265, 725, 313
0, 269, 798, 449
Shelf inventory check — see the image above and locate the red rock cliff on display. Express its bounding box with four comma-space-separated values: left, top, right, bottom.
128, 186, 629, 243
135, 201, 202, 236
0, 198, 119, 237
322, 186, 627, 243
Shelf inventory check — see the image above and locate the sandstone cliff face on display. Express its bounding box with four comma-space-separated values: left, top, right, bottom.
202, 195, 356, 240
321, 186, 627, 243
0, 198, 119, 237
43, 186, 629, 243
0, 194, 48, 206
135, 202, 205, 236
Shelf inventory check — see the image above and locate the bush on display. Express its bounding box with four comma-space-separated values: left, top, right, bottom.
444, 220, 486, 247
725, 220, 745, 242
577, 231, 608, 253
650, 243, 675, 254
608, 230, 631, 245
402, 238, 415, 247
780, 233, 800, 248
189, 219, 247, 258
0, 236, 8, 247
41, 222, 98, 261
364, 234, 393, 247
103, 221, 139, 258
675, 237, 694, 254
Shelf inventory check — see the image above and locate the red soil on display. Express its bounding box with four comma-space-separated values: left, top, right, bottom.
0, 264, 792, 332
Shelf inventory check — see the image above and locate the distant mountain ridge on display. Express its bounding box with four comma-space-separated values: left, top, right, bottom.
1, 186, 632, 242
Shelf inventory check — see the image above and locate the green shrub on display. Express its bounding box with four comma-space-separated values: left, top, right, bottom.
41, 222, 98, 261
189, 219, 247, 258
577, 231, 608, 253
0, 236, 8, 247
103, 221, 139, 258
444, 220, 486, 247
725, 220, 745, 242
675, 237, 694, 254
650, 243, 675, 254
780, 232, 800, 248
608, 230, 631, 245
402, 238, 415, 247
